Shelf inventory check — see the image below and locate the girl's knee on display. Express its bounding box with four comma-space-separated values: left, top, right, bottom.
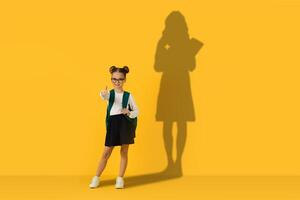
120, 145, 129, 156
102, 152, 111, 160
102, 147, 113, 159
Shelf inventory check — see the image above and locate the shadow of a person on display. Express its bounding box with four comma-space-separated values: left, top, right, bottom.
97, 11, 203, 188
154, 11, 203, 176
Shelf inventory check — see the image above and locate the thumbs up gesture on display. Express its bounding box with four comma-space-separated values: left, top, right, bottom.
103, 86, 108, 95
100, 86, 109, 99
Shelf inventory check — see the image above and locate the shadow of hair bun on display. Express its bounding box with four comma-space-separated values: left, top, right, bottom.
122, 66, 129, 73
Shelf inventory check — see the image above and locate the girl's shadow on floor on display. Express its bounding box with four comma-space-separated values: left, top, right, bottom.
98, 171, 182, 188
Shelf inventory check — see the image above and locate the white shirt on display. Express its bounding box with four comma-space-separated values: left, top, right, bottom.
99, 89, 139, 118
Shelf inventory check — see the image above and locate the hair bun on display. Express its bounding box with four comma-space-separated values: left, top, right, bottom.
122, 66, 129, 73
109, 65, 117, 74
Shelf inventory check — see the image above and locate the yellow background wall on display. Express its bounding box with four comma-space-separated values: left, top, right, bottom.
0, 0, 299, 176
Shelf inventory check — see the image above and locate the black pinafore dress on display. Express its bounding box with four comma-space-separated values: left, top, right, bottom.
104, 89, 137, 147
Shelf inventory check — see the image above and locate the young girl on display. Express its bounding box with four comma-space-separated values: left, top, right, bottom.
89, 65, 139, 189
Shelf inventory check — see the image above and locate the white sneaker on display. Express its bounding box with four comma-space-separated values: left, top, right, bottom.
89, 176, 100, 188
115, 176, 124, 189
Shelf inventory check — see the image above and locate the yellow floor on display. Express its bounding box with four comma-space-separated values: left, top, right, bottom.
0, 174, 299, 200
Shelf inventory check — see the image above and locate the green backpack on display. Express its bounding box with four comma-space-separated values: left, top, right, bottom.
105, 89, 138, 137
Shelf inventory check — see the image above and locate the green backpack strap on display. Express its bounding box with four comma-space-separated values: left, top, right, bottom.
122, 91, 136, 115
122, 91, 130, 109
122, 91, 137, 138
105, 89, 115, 129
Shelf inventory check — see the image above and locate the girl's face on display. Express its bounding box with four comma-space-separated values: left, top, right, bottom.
111, 71, 126, 89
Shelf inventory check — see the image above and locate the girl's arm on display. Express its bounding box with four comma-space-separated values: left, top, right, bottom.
128, 94, 139, 118
99, 90, 110, 100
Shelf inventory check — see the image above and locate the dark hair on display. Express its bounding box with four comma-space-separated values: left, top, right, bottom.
109, 65, 129, 78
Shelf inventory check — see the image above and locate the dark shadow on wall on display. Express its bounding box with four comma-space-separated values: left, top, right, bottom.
154, 10, 203, 177
99, 10, 203, 188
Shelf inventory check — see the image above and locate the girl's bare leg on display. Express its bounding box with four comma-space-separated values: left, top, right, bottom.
95, 146, 114, 177
118, 144, 129, 177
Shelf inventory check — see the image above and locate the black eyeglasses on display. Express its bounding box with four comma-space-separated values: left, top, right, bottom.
111, 78, 125, 82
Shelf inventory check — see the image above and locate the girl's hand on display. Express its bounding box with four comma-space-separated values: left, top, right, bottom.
100, 86, 109, 96
121, 108, 130, 115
